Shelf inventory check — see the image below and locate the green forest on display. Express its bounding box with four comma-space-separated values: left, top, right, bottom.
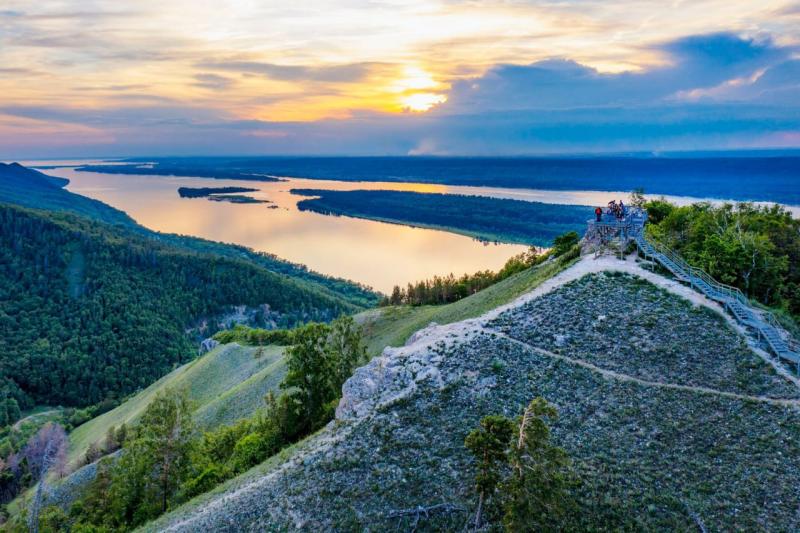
6, 317, 365, 532
0, 204, 367, 422
645, 200, 800, 320
382, 232, 580, 306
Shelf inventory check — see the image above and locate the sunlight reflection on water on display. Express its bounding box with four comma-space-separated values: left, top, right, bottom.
26, 161, 800, 292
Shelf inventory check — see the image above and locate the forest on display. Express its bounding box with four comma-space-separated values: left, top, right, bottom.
293, 189, 590, 245
382, 232, 580, 306
0, 204, 366, 426
2, 317, 366, 532
645, 200, 800, 321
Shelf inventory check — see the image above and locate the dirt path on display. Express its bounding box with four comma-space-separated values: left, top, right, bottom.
12, 409, 60, 431
487, 329, 800, 408
406, 253, 800, 390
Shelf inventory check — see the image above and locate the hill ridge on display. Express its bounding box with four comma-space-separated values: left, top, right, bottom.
150, 254, 800, 531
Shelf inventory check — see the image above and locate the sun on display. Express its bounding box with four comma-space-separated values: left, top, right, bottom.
400, 92, 447, 112
391, 66, 447, 112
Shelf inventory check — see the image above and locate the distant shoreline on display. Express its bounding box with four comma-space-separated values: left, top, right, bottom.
72, 156, 800, 205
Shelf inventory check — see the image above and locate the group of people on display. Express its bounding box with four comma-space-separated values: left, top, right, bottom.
594, 200, 628, 222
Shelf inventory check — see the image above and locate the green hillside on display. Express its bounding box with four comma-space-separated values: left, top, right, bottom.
0, 162, 135, 227
0, 203, 355, 414
147, 268, 800, 532
0, 163, 378, 308
67, 343, 285, 465
358, 254, 576, 356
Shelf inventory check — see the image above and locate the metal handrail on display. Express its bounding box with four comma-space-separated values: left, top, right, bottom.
587, 207, 800, 365
764, 313, 800, 352
640, 232, 749, 305
637, 230, 799, 359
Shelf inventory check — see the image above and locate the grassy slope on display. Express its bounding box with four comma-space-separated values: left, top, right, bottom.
2, 344, 286, 519
358, 256, 575, 357
66, 255, 572, 463
67, 344, 285, 465
147, 271, 800, 532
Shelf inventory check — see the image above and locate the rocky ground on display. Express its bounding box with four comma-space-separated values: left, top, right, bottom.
149, 262, 800, 532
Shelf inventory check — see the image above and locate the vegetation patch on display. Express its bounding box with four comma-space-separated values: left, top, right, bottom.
147, 273, 800, 531
292, 189, 591, 246
488, 272, 800, 399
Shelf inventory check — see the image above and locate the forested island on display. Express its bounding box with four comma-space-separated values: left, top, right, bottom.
292, 189, 591, 245
177, 187, 268, 204
177, 186, 258, 198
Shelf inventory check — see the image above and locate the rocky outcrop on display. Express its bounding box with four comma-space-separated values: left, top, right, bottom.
198, 337, 219, 355
336, 319, 482, 422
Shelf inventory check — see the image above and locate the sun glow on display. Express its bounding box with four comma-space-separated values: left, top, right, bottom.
392, 67, 447, 112
401, 92, 447, 112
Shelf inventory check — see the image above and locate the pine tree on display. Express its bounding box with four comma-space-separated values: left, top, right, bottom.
106, 389, 194, 527
465, 415, 514, 529
502, 398, 574, 532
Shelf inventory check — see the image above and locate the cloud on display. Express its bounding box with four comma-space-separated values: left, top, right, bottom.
441, 33, 790, 113
193, 73, 235, 90
1, 24, 798, 157
196, 60, 380, 83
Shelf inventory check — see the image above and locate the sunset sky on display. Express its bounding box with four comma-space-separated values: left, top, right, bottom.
1, 0, 799, 157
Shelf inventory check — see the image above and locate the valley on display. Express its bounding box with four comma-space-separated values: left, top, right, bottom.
5, 3, 800, 530
2, 160, 799, 531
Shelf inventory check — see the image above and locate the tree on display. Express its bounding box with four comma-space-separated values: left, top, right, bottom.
137, 389, 194, 514
502, 398, 574, 532
84, 442, 103, 465
629, 188, 646, 209
464, 415, 514, 529
282, 317, 366, 433
647, 201, 797, 310
282, 323, 333, 431
552, 232, 579, 256
25, 423, 68, 533
5, 399, 20, 426
329, 316, 366, 392
389, 285, 403, 305
105, 389, 194, 527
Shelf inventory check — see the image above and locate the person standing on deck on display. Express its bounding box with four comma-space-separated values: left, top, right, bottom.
595, 207, 603, 222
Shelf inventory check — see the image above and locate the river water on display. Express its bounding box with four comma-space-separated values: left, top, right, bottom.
28, 161, 800, 293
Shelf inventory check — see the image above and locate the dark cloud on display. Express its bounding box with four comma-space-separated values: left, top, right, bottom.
196, 60, 380, 83
442, 33, 790, 112
3, 99, 798, 158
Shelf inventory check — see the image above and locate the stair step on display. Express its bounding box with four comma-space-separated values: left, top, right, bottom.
616, 229, 800, 369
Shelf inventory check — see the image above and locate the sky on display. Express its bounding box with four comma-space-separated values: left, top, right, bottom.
1, 0, 799, 157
